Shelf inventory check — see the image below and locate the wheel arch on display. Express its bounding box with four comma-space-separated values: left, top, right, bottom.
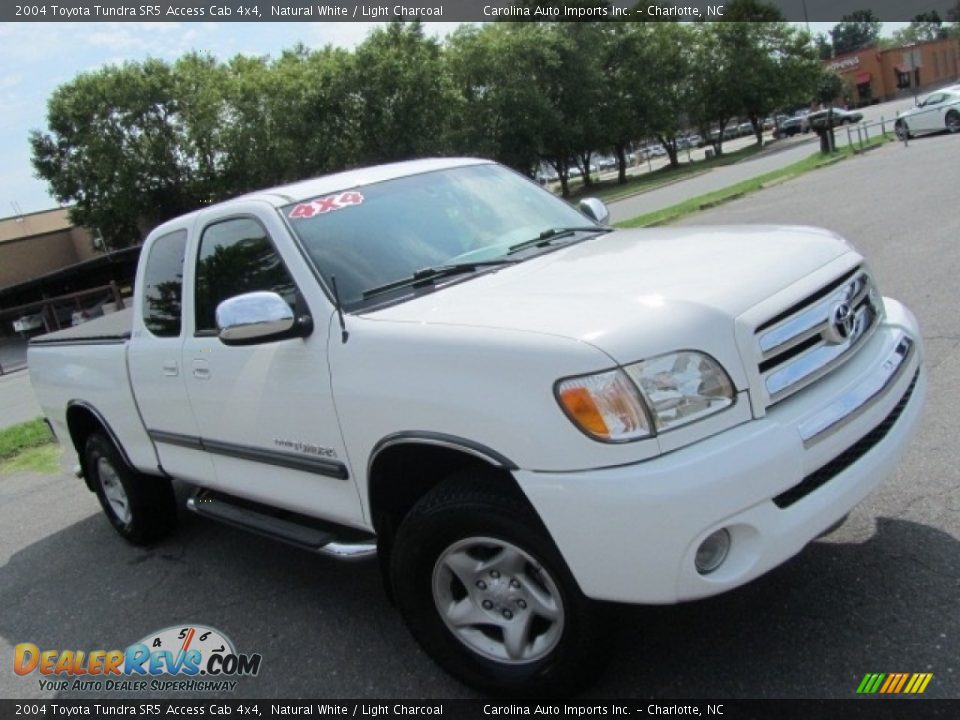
367, 432, 520, 538
65, 401, 133, 489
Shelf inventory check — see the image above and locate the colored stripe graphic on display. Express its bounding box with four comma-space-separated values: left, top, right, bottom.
857, 672, 933, 694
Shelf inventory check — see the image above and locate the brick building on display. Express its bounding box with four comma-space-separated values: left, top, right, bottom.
824, 37, 960, 106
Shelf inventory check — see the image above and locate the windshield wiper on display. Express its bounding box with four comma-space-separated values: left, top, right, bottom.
507, 226, 612, 255
361, 260, 517, 301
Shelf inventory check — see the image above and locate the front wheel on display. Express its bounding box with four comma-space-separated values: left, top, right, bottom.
390, 470, 607, 695
895, 120, 911, 141
946, 110, 960, 134
85, 433, 177, 545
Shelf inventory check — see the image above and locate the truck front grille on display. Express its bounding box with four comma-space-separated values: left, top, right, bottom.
755, 267, 881, 407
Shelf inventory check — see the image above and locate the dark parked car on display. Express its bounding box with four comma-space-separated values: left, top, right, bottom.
807, 108, 864, 131
775, 117, 804, 138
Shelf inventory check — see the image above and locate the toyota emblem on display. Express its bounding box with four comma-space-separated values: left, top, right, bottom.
825, 302, 856, 344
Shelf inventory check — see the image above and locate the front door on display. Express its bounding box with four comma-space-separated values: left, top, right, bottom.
180, 203, 363, 526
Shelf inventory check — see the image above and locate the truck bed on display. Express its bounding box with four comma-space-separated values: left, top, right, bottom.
29, 308, 133, 346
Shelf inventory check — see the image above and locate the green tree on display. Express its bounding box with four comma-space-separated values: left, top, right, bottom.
645, 23, 696, 167
740, 24, 821, 145
830, 10, 882, 55
892, 12, 948, 45
30, 59, 196, 248
815, 71, 845, 154
350, 21, 455, 164
216, 45, 356, 195
446, 24, 553, 176
687, 24, 741, 157
815, 33, 833, 59
597, 23, 654, 183
558, 22, 608, 186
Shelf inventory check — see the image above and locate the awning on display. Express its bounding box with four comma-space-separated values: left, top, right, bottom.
855, 72, 872, 84
894, 65, 912, 74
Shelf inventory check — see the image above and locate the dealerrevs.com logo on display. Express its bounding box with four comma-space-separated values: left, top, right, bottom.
14, 624, 262, 693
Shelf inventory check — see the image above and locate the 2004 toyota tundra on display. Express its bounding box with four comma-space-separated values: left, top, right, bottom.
29, 158, 925, 693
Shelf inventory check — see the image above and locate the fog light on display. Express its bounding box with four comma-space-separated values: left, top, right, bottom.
695, 529, 731, 575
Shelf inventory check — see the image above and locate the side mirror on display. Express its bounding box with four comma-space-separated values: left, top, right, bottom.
578, 197, 610, 226
216, 291, 311, 346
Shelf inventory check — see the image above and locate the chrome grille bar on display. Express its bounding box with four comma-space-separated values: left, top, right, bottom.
756, 269, 881, 406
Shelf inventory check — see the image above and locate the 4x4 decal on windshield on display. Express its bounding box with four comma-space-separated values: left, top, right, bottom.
288, 191, 364, 219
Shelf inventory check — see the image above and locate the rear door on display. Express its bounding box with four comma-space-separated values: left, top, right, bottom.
128, 227, 216, 483
179, 201, 363, 526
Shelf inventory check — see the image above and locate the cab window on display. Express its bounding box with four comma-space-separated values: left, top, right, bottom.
141, 229, 187, 338
194, 217, 298, 334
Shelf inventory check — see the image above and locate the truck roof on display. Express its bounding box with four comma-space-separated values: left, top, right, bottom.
147, 157, 493, 238
240, 157, 491, 208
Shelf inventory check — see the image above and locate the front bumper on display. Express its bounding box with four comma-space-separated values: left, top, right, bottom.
514, 298, 925, 604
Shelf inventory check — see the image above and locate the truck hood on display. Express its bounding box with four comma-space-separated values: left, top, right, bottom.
365, 225, 851, 368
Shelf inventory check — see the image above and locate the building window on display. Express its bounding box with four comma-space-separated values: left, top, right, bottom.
896, 69, 911, 89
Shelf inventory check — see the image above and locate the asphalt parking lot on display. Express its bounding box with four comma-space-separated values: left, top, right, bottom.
2, 133, 958, 701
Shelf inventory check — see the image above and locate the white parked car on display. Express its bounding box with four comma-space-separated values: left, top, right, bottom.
13, 313, 43, 334
895, 87, 960, 139
28, 158, 925, 694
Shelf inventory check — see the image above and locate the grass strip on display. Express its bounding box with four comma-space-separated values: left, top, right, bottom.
0, 445, 60, 475
564, 143, 766, 203
615, 134, 893, 229
0, 417, 55, 462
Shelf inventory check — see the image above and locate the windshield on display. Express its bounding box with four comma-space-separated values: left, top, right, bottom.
281, 163, 593, 308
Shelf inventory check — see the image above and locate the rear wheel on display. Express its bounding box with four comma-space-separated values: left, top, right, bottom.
946, 110, 960, 134
85, 433, 177, 545
390, 469, 607, 695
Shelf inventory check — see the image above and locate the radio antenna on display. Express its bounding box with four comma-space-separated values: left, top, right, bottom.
330, 276, 349, 343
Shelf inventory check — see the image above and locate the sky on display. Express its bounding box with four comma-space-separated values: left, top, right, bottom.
0, 21, 905, 218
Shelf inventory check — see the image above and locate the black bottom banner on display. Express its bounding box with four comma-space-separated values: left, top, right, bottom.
1, 700, 958, 720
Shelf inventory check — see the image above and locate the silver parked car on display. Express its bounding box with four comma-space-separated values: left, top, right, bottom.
895, 87, 960, 139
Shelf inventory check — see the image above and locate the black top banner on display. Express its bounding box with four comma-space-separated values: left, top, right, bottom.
1, 700, 958, 720
4, 0, 960, 23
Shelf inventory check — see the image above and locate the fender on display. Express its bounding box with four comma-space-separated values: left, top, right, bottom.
368, 431, 518, 479
66, 399, 137, 479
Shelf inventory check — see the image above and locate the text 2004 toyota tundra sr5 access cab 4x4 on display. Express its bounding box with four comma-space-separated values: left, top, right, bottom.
29, 158, 925, 694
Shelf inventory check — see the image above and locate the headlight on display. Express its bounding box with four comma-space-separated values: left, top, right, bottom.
556, 369, 652, 442
623, 351, 735, 431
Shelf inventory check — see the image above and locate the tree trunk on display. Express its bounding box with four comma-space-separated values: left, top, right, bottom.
578, 152, 593, 187
751, 116, 763, 146
714, 122, 727, 156
659, 135, 680, 168
552, 160, 570, 197
616, 144, 627, 185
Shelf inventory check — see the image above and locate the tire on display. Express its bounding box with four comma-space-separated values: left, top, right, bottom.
895, 120, 910, 141
946, 110, 960, 134
85, 433, 177, 545
390, 469, 607, 696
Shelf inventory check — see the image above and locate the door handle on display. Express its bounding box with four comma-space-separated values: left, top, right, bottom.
192, 359, 211, 380
162, 361, 179, 377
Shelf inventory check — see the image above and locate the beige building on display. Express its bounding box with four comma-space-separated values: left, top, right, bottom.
0, 208, 139, 335
0, 208, 98, 289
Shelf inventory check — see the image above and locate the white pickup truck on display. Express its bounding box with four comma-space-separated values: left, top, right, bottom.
29, 158, 925, 694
